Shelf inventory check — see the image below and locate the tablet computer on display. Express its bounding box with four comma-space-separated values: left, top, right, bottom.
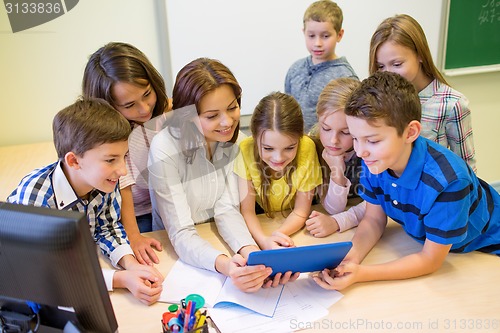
247, 242, 352, 275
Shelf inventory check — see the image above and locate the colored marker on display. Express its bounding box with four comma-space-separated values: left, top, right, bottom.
183, 300, 193, 331
187, 301, 197, 330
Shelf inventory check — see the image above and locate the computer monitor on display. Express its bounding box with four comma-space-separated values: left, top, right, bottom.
0, 202, 118, 333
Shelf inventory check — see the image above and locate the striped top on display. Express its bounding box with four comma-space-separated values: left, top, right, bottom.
121, 122, 155, 216
358, 136, 500, 255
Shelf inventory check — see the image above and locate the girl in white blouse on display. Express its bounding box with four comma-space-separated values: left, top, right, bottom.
149, 58, 295, 292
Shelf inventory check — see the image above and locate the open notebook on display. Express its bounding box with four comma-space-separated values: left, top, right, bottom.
160, 260, 283, 317
161, 260, 345, 332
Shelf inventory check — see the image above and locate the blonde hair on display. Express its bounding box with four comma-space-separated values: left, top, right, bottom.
311, 78, 360, 199
250, 92, 304, 218
369, 14, 448, 85
303, 0, 343, 33
317, 78, 361, 120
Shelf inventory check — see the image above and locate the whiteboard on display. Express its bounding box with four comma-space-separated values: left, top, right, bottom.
165, 0, 443, 115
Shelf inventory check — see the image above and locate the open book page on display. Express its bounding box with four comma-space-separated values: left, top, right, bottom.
214, 277, 283, 317
159, 260, 225, 306
159, 259, 283, 316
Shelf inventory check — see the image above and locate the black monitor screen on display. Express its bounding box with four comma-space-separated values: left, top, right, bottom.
0, 202, 118, 333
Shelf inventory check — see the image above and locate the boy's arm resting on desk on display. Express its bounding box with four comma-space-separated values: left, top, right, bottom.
317, 239, 452, 291
314, 202, 452, 290
354, 240, 451, 281
345, 202, 388, 264
120, 185, 162, 265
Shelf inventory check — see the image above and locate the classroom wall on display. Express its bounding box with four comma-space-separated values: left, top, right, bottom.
1, 0, 499, 182
0, 0, 172, 145
165, 0, 444, 115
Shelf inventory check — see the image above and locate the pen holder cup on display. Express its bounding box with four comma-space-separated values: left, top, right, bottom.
162, 320, 209, 333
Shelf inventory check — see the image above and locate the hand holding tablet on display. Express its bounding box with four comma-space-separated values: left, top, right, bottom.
247, 242, 352, 275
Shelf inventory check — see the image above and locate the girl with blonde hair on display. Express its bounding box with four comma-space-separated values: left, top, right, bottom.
306, 78, 365, 237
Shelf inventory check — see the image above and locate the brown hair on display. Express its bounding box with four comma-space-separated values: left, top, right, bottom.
53, 98, 131, 158
369, 14, 448, 85
82, 42, 169, 122
303, 0, 343, 32
251, 92, 304, 218
345, 71, 421, 136
169, 58, 242, 162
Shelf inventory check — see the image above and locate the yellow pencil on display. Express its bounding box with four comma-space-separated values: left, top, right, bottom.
196, 314, 206, 329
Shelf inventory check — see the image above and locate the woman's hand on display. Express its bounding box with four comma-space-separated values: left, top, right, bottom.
263, 271, 301, 288
228, 254, 273, 292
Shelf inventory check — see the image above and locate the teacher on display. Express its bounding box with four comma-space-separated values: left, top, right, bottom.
148, 58, 286, 292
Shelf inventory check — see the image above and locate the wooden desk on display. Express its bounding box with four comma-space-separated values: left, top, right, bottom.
0, 141, 57, 200
3, 142, 499, 331
105, 214, 500, 333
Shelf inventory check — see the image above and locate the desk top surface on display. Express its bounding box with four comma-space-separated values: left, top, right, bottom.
104, 213, 500, 333
3, 143, 499, 332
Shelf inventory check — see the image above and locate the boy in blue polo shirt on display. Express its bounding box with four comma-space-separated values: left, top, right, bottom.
313, 72, 500, 291
7, 98, 164, 305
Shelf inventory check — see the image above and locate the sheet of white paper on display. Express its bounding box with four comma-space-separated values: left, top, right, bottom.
214, 278, 283, 317
208, 274, 343, 332
286, 274, 343, 309
209, 286, 329, 333
159, 260, 225, 306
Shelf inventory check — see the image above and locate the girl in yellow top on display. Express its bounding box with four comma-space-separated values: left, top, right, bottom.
235, 92, 322, 250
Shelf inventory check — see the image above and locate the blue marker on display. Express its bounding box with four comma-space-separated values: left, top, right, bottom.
187, 301, 197, 330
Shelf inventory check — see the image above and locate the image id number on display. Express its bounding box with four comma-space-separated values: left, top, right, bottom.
444, 319, 499, 330
5, 2, 62, 14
